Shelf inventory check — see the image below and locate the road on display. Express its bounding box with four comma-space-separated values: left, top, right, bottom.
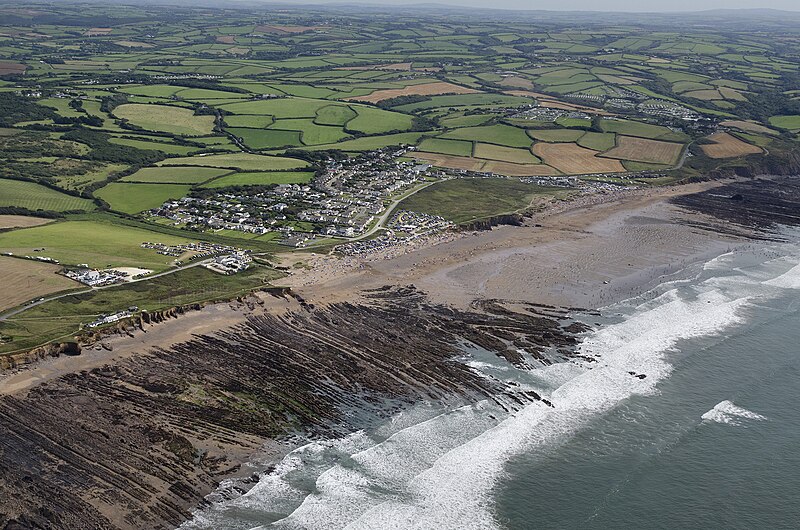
306, 178, 445, 248
0, 258, 212, 322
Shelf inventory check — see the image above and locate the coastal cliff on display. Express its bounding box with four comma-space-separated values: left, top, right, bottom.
0, 287, 586, 529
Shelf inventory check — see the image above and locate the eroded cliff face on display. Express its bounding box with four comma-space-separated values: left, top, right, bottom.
672, 175, 800, 237
0, 286, 586, 530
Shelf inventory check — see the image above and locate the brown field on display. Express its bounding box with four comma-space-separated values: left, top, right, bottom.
601, 136, 684, 165
84, 27, 112, 36
349, 82, 478, 103
699, 132, 763, 159
474, 143, 542, 164
718, 87, 747, 102
113, 41, 153, 48
683, 89, 723, 101
216, 35, 236, 44
0, 216, 53, 229
0, 61, 26, 75
340, 62, 412, 71
533, 143, 626, 174
500, 76, 536, 90
409, 152, 558, 176
504, 90, 614, 116
596, 74, 638, 85
0, 256, 79, 312
720, 120, 777, 135
255, 25, 320, 34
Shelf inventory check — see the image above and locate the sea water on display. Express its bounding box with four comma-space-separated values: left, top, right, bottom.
182, 232, 800, 530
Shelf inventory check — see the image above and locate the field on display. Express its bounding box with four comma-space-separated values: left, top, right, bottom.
417, 138, 474, 157
0, 60, 26, 75
473, 143, 542, 164
157, 153, 310, 171
108, 137, 198, 155
0, 215, 53, 229
95, 183, 193, 214
0, 179, 96, 212
349, 81, 478, 103
227, 128, 302, 150
302, 132, 426, 152
201, 171, 314, 188
112, 104, 216, 136
601, 136, 684, 165
0, 220, 193, 272
598, 119, 688, 142
528, 129, 584, 143
699, 132, 763, 159
532, 143, 626, 174
399, 178, 563, 223
0, 256, 80, 313
0, 264, 282, 353
719, 121, 777, 135
768, 115, 800, 132
441, 124, 533, 148
410, 152, 557, 176
120, 166, 231, 184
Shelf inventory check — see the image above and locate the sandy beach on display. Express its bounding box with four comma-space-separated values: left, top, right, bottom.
278, 181, 742, 310
0, 180, 742, 397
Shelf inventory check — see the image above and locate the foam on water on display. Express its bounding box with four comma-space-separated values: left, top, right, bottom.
701, 400, 767, 425
185, 245, 800, 530
764, 261, 800, 289
260, 284, 753, 529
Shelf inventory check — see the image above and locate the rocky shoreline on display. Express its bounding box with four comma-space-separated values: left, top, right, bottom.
4, 177, 800, 529
0, 286, 588, 529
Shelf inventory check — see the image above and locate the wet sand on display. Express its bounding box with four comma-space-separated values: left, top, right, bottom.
281, 181, 740, 310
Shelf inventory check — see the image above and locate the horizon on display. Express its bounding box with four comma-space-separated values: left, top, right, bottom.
273, 0, 800, 13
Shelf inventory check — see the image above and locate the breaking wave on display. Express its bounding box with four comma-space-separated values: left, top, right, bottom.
701, 400, 767, 426
184, 244, 800, 530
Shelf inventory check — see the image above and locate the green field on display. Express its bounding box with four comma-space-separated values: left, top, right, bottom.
417, 138, 474, 156
577, 131, 617, 151
346, 107, 414, 134
527, 128, 585, 142
119, 166, 231, 184
440, 124, 533, 148
768, 115, 800, 131
108, 136, 198, 155
201, 170, 314, 188
227, 127, 303, 149
224, 115, 276, 128
0, 179, 96, 212
113, 103, 216, 136
598, 119, 688, 142
157, 153, 309, 171
473, 143, 541, 164
315, 105, 358, 126
301, 132, 427, 151
0, 264, 282, 353
399, 178, 564, 223
0, 219, 192, 271
95, 183, 192, 213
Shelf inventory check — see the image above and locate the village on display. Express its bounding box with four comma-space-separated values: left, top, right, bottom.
148, 148, 435, 247
335, 210, 452, 256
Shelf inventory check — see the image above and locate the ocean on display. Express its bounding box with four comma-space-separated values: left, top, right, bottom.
182, 231, 800, 530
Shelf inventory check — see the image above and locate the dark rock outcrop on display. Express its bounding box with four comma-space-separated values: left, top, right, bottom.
0, 287, 584, 530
